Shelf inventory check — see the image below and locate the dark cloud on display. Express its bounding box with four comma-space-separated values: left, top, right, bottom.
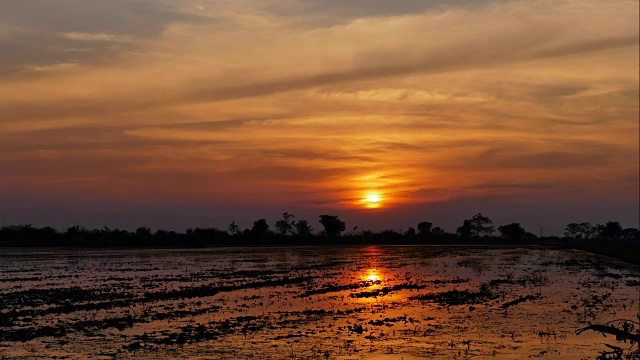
0, 0, 198, 74
263, 0, 502, 22
532, 35, 639, 59
156, 115, 297, 130
0, 0, 184, 36
530, 84, 589, 100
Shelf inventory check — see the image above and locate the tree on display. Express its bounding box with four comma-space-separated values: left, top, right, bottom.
293, 218, 313, 236
564, 222, 596, 239
417, 221, 433, 235
597, 221, 622, 240
564, 223, 582, 239
318, 215, 345, 236
458, 213, 494, 237
498, 223, 526, 240
66, 225, 86, 235
457, 220, 473, 238
251, 219, 269, 235
405, 227, 416, 236
274, 212, 295, 235
620, 228, 640, 240
228, 221, 240, 235
581, 222, 597, 239
135, 227, 152, 237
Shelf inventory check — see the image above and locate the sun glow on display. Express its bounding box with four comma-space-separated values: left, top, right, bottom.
362, 192, 383, 209
366, 194, 381, 203
364, 268, 381, 282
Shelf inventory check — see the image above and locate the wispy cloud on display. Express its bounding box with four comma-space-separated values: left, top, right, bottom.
59, 31, 133, 43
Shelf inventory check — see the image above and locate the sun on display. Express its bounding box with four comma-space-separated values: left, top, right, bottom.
366, 194, 381, 203
363, 192, 383, 209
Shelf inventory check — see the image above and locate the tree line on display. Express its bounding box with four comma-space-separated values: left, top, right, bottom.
0, 212, 638, 248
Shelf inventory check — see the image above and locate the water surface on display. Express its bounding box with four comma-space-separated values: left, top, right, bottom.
0, 246, 637, 359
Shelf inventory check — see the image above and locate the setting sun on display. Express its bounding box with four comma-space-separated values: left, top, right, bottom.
366, 194, 381, 203
363, 192, 383, 209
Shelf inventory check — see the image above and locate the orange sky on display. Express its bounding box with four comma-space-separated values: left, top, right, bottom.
0, 0, 638, 233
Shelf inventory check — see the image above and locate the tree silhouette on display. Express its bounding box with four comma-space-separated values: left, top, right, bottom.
564, 223, 582, 238
293, 218, 313, 236
620, 228, 640, 240
564, 222, 595, 239
251, 219, 269, 235
0, 214, 636, 248
275, 212, 295, 235
498, 223, 526, 240
431, 227, 445, 235
581, 222, 597, 239
457, 220, 473, 237
458, 213, 494, 237
318, 215, 345, 236
417, 221, 433, 235
67, 225, 85, 235
597, 221, 622, 240
135, 227, 152, 237
228, 221, 240, 235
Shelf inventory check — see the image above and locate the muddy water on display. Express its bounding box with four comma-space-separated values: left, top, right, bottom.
0, 246, 638, 359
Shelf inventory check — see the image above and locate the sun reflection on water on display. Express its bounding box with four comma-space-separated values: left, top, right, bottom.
365, 268, 380, 282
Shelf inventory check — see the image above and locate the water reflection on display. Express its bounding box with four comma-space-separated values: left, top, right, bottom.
363, 268, 382, 282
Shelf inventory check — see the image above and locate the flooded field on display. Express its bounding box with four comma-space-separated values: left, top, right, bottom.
0, 246, 638, 359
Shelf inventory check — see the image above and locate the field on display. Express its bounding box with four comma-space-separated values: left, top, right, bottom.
0, 246, 638, 359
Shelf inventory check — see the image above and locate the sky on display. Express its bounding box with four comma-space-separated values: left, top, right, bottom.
0, 0, 638, 234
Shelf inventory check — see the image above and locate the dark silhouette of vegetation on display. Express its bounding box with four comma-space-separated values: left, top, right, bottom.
274, 212, 295, 235
577, 318, 640, 359
597, 221, 623, 240
565, 221, 640, 242
565, 222, 597, 239
621, 228, 640, 240
457, 213, 495, 238
293, 218, 313, 236
318, 215, 345, 236
417, 221, 432, 235
251, 219, 269, 235
228, 221, 240, 235
498, 223, 526, 240
0, 213, 638, 264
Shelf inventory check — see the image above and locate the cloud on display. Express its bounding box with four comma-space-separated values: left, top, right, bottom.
0, 0, 196, 75
59, 32, 133, 43
481, 150, 611, 170
1, 0, 636, 119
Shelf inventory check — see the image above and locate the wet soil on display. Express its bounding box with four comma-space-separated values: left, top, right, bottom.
0, 246, 637, 359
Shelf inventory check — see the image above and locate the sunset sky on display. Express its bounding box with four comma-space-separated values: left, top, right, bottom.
1, 0, 638, 234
